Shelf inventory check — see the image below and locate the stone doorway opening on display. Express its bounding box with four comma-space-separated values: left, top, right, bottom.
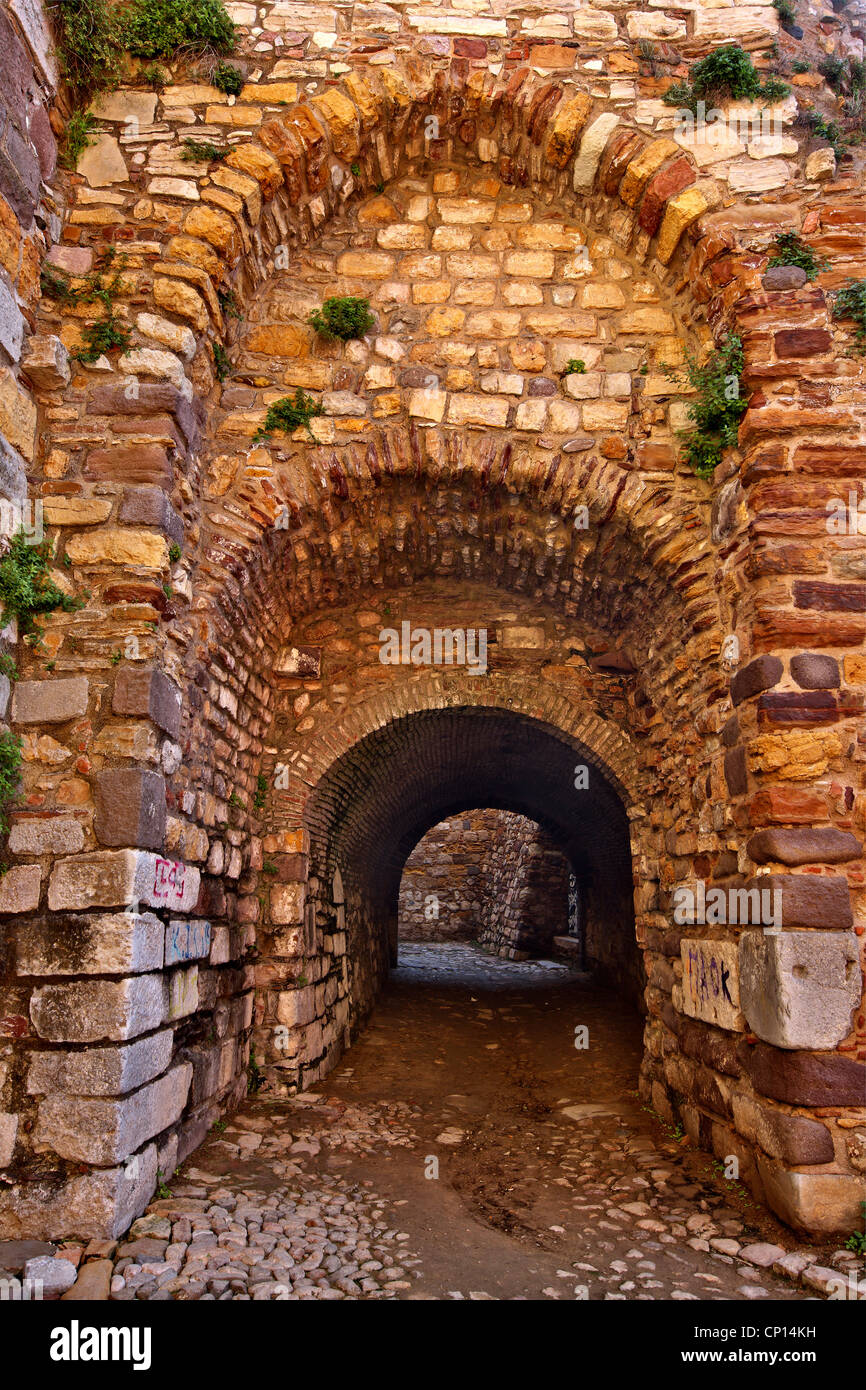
257, 704, 644, 1100
397, 809, 572, 959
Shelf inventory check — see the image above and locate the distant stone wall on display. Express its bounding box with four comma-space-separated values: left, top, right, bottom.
399, 809, 571, 958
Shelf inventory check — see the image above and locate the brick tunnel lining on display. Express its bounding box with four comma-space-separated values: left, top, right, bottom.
303, 705, 640, 1000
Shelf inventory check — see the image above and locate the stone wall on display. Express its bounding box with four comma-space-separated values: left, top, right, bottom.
398, 809, 572, 955
0, 0, 863, 1240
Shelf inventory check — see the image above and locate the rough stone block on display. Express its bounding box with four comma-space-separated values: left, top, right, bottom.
117, 486, 184, 545
0, 280, 25, 363
11, 677, 88, 725
166, 965, 198, 1020
8, 818, 84, 856
732, 1094, 834, 1165
20, 335, 70, 391
790, 653, 839, 689
0, 1144, 158, 1240
30, 975, 165, 1042
739, 930, 860, 1049
34, 1062, 192, 1164
15, 912, 164, 976
0, 864, 40, 914
678, 939, 743, 1031
112, 665, 182, 738
270, 883, 305, 924
93, 769, 166, 850
48, 850, 199, 913
731, 655, 783, 706
27, 1030, 174, 1097
756, 1158, 866, 1234
22, 1254, 77, 1297
743, 1043, 866, 1106
165, 918, 210, 965
747, 827, 862, 866
743, 873, 852, 929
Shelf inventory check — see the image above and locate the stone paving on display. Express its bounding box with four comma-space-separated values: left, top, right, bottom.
88, 945, 866, 1301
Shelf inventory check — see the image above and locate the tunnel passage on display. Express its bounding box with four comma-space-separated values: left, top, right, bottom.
256, 705, 643, 1093
398, 809, 572, 961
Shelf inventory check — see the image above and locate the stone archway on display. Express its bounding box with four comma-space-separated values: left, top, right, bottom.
0, 3, 863, 1245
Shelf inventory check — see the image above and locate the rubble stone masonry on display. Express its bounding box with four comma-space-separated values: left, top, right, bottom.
0, 0, 863, 1241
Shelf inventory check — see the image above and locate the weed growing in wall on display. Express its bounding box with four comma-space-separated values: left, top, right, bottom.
833, 279, 866, 353
211, 62, 244, 95
663, 336, 748, 479
254, 390, 324, 441
0, 731, 23, 839
309, 297, 375, 341
182, 139, 225, 163
0, 533, 84, 645
50, 0, 125, 102
59, 110, 98, 170
767, 231, 830, 281
663, 45, 790, 112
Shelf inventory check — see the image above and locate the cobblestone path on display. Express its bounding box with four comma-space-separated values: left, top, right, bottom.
111, 946, 863, 1301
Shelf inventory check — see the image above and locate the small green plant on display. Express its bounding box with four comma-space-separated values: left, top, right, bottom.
833, 278, 866, 353
0, 653, 18, 682
800, 110, 847, 160
297, 974, 308, 987
791, 59, 811, 75
560, 358, 586, 376
819, 56, 848, 91
168, 542, 182, 562
253, 773, 268, 812
76, 314, 132, 364
0, 532, 85, 645
0, 732, 23, 837
217, 288, 242, 320
110, 648, 122, 665
162, 583, 173, 599
182, 138, 225, 162
141, 63, 168, 90
661, 335, 748, 479
248, 1051, 264, 1093
374, 181, 385, 194
228, 790, 243, 808
350, 161, 361, 177
844, 1204, 866, 1254
772, 0, 797, 25
123, 0, 236, 59
211, 62, 244, 96
60, 110, 98, 170
213, 343, 231, 381
767, 231, 830, 281
262, 859, 278, 875
211, 1118, 228, 1133
155, 1167, 172, 1199
254, 389, 324, 442
663, 44, 790, 111
308, 296, 375, 341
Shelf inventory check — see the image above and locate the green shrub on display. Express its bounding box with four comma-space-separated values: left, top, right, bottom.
663, 45, 790, 112
218, 288, 242, 320
791, 60, 811, 75
50, 0, 125, 101
0, 532, 85, 644
767, 231, 829, 281
123, 0, 236, 59
211, 61, 244, 95
800, 110, 847, 159
0, 653, 18, 682
662, 336, 748, 479
308, 296, 375, 341
60, 111, 98, 170
254, 390, 324, 441
560, 359, 586, 376
253, 773, 268, 812
833, 278, 866, 353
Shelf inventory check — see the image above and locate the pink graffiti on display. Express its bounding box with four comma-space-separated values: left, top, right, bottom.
152, 857, 186, 902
